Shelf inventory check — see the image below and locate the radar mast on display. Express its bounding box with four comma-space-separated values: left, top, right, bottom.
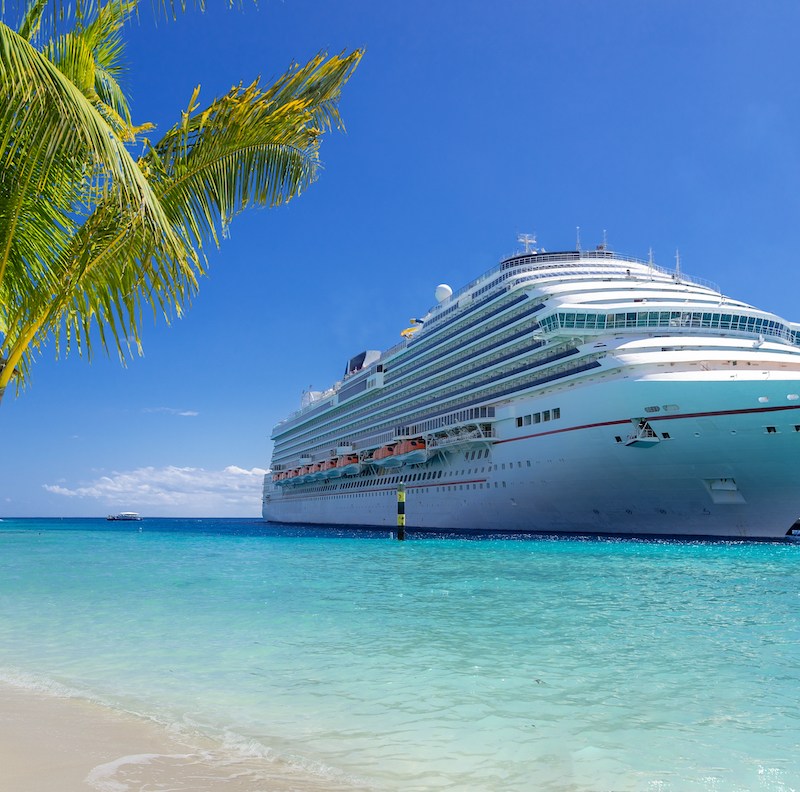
517, 233, 537, 254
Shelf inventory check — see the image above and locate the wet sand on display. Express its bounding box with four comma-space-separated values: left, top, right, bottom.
0, 683, 372, 791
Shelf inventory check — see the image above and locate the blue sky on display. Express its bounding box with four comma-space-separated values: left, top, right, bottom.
3, 0, 800, 517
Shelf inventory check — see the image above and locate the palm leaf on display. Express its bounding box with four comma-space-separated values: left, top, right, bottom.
0, 43, 362, 397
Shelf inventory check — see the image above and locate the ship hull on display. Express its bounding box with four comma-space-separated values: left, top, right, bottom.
263, 374, 800, 539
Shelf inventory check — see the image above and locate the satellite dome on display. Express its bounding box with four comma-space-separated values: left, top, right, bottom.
435, 284, 453, 303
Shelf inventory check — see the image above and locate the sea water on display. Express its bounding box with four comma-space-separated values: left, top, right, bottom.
0, 518, 798, 791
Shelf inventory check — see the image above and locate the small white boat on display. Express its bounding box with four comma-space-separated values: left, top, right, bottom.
106, 512, 142, 521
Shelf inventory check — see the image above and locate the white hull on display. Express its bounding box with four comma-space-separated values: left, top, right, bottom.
264, 244, 800, 539
264, 373, 800, 539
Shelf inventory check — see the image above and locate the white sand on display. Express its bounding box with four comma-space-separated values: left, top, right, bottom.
0, 683, 372, 791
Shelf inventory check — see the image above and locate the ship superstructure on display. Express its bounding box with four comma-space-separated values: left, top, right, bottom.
263, 242, 800, 538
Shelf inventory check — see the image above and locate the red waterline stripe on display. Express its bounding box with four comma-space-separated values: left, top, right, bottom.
494, 402, 800, 445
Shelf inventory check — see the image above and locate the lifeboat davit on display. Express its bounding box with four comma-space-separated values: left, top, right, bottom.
393, 438, 428, 466
338, 454, 361, 476
373, 443, 402, 468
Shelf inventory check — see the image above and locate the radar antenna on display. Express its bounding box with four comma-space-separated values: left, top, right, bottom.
518, 233, 537, 254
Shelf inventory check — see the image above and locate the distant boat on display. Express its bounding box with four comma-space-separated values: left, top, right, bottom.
106, 512, 142, 521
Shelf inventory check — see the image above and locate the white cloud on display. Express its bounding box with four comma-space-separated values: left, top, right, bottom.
142, 407, 200, 417
43, 465, 268, 517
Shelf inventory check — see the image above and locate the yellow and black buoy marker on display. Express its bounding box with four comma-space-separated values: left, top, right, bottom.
396, 483, 406, 540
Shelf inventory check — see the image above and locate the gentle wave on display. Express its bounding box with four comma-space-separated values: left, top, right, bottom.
0, 519, 798, 791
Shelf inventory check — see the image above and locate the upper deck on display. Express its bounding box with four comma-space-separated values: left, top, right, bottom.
272, 248, 723, 432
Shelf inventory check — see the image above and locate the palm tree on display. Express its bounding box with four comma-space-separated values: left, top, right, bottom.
0, 0, 362, 403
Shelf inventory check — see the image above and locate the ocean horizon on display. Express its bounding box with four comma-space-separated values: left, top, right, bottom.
1, 517, 798, 790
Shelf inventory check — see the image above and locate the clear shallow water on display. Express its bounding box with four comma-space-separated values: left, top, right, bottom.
0, 518, 798, 791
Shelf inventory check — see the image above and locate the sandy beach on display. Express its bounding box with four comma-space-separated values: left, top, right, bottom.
0, 684, 371, 792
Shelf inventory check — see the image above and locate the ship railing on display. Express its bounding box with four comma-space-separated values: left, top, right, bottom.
353, 430, 396, 456
498, 249, 720, 288
506, 264, 720, 294
407, 251, 721, 347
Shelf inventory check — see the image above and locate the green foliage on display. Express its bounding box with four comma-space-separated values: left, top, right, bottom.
0, 0, 362, 398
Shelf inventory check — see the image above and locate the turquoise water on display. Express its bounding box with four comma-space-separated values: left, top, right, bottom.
0, 518, 798, 791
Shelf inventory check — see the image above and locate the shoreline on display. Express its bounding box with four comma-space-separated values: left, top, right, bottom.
0, 682, 372, 792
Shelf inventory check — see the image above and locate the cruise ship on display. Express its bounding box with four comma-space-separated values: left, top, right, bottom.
263, 239, 800, 539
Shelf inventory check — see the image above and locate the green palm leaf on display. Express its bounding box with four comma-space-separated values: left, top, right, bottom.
0, 0, 362, 401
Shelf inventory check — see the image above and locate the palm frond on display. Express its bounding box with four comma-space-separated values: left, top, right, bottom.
150, 50, 363, 248
0, 15, 362, 398
0, 19, 188, 391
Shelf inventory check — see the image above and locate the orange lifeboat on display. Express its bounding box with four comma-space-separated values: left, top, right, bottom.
373, 443, 402, 468
325, 458, 343, 479
339, 454, 361, 476
393, 438, 428, 466
309, 462, 324, 480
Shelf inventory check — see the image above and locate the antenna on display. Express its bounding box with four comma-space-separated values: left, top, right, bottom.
576, 226, 581, 252
648, 247, 654, 277
675, 249, 681, 281
518, 233, 537, 254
